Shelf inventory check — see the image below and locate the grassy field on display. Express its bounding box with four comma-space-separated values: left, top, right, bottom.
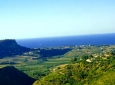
1, 45, 115, 79
0, 55, 71, 79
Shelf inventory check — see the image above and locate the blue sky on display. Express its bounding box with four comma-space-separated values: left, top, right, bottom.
0, 0, 115, 39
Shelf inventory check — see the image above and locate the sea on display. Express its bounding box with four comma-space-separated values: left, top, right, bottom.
16, 33, 115, 48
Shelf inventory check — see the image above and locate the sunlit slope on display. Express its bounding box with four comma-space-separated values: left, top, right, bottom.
33, 55, 115, 85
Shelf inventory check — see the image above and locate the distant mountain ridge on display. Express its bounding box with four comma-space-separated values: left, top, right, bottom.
0, 39, 30, 58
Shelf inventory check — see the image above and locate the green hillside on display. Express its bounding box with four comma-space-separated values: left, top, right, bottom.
0, 45, 115, 85
33, 54, 115, 85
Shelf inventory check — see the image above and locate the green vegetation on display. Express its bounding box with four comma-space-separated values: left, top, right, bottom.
0, 55, 71, 79
1, 44, 115, 85
33, 55, 115, 85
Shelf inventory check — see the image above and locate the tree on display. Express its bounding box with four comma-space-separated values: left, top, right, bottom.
71, 56, 78, 63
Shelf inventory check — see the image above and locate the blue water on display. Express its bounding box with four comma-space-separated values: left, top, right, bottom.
16, 33, 115, 48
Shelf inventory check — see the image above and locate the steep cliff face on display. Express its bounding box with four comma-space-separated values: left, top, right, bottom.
0, 39, 30, 58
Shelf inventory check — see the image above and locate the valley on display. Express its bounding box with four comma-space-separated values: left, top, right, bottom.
0, 44, 115, 79
1, 39, 115, 85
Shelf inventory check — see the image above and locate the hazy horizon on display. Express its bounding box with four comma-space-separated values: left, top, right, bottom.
15, 33, 115, 40
0, 32, 115, 40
